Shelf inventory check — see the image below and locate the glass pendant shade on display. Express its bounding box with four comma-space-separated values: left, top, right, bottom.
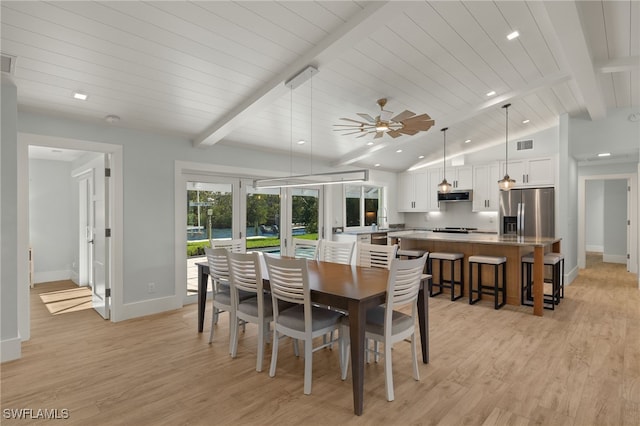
438, 127, 451, 194
498, 103, 515, 191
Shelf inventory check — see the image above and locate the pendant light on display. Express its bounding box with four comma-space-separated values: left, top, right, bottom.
498, 103, 516, 191
437, 127, 452, 194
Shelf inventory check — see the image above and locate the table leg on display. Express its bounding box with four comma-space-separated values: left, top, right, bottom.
533, 246, 544, 317
417, 282, 429, 363
348, 300, 366, 416
198, 264, 208, 333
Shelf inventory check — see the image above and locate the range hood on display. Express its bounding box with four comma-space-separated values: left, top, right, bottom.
438, 190, 472, 202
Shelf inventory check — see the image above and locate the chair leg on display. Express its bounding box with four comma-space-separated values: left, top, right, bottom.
229, 311, 237, 355
208, 307, 218, 344
340, 325, 350, 380
269, 329, 279, 378
411, 333, 419, 381
304, 338, 313, 395
293, 339, 300, 357
256, 320, 265, 372
384, 341, 394, 402
230, 316, 239, 358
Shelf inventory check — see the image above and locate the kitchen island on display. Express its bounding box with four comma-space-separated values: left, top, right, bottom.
389, 231, 561, 316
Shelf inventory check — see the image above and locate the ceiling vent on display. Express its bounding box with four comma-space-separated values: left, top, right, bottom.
1, 53, 16, 74
517, 139, 533, 151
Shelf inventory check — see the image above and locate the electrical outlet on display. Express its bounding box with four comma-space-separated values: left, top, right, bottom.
148, 282, 156, 293
489, 216, 494, 223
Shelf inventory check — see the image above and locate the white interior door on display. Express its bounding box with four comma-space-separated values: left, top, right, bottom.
91, 154, 110, 319
78, 173, 93, 286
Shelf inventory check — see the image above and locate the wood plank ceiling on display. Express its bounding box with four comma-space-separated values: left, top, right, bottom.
2, 1, 638, 170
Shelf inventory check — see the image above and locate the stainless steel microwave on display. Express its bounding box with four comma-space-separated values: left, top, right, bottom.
437, 190, 472, 202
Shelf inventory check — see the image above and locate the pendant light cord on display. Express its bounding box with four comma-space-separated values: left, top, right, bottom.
309, 75, 313, 176
290, 87, 293, 178
503, 103, 510, 176
441, 127, 448, 179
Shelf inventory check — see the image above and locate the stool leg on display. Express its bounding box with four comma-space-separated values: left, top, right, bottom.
494, 263, 499, 310
501, 262, 506, 308
460, 258, 464, 300
468, 262, 475, 305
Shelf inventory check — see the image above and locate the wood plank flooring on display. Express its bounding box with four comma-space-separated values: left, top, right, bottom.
1, 258, 638, 425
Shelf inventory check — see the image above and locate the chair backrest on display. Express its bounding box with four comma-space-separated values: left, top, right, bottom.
386, 254, 428, 315
204, 247, 231, 289
355, 242, 398, 270
264, 255, 309, 306
210, 238, 246, 253
292, 238, 320, 260
227, 251, 262, 295
318, 240, 355, 265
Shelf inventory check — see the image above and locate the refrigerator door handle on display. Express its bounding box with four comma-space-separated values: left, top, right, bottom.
517, 202, 524, 236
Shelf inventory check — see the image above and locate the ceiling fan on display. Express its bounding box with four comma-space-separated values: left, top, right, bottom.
334, 98, 435, 139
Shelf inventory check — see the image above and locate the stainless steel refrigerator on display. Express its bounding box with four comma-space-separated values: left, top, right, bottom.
499, 188, 555, 238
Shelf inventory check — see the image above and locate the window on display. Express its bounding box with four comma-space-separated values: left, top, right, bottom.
345, 185, 382, 228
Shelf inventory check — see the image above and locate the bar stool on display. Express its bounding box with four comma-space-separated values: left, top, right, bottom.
468, 255, 507, 309
428, 252, 464, 301
547, 252, 565, 299
521, 253, 562, 310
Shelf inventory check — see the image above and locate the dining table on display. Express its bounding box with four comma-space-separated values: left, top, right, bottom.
196, 258, 429, 416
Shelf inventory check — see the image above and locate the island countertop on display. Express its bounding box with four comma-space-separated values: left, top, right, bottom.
388, 230, 561, 247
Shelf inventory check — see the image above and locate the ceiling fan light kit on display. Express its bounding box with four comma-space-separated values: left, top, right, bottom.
438, 127, 452, 194
498, 103, 516, 191
335, 98, 435, 140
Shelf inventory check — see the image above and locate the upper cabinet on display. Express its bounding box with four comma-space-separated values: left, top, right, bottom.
500, 157, 555, 188
397, 171, 428, 212
472, 163, 500, 212
444, 165, 473, 190
426, 168, 442, 212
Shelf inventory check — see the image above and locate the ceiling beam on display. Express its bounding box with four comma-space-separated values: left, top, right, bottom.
542, 0, 606, 121
596, 56, 640, 73
334, 71, 571, 168
193, 1, 408, 148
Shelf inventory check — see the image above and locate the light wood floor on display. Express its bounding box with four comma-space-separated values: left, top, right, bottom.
2, 257, 639, 425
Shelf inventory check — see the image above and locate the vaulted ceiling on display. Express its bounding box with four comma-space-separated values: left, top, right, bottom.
3, 1, 638, 170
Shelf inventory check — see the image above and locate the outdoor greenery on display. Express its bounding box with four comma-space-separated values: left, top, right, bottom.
186, 233, 318, 256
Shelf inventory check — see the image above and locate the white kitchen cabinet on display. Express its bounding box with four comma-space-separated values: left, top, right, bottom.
500, 157, 555, 187
445, 165, 473, 189
333, 233, 370, 244
472, 163, 500, 212
427, 168, 442, 211
397, 171, 428, 212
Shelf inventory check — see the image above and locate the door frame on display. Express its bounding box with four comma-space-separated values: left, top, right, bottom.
17, 133, 123, 339
577, 172, 638, 274
75, 170, 94, 287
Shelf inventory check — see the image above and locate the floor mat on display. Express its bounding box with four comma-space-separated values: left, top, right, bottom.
39, 287, 93, 315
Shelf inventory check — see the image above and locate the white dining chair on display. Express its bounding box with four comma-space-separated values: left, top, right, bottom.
339, 254, 428, 402
292, 238, 320, 260
204, 247, 234, 347
264, 254, 344, 395
210, 238, 245, 253
318, 240, 355, 265
355, 242, 398, 270
227, 251, 274, 372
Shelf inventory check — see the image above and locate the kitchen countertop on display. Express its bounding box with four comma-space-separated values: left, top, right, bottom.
337, 228, 427, 236
388, 230, 560, 247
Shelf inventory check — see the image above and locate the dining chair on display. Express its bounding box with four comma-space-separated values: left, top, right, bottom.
204, 247, 234, 347
227, 251, 273, 372
210, 237, 246, 253
292, 238, 320, 260
339, 254, 428, 402
263, 254, 344, 395
318, 239, 355, 265
355, 242, 398, 270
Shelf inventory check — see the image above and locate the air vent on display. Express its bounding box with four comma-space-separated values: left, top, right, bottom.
517, 139, 533, 150
1, 53, 16, 74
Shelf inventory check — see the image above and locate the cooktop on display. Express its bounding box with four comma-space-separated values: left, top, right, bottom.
431, 227, 478, 234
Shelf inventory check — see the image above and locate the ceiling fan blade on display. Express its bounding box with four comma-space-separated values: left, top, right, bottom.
374, 131, 385, 139
401, 113, 432, 123
379, 110, 393, 122
339, 117, 370, 125
356, 131, 376, 138
386, 130, 403, 138
390, 110, 415, 122
357, 113, 375, 123
399, 128, 419, 136
403, 121, 435, 131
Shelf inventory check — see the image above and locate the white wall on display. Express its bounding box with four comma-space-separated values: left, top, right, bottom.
603, 180, 628, 263
569, 107, 640, 159
29, 159, 75, 283
404, 202, 498, 231
585, 180, 604, 252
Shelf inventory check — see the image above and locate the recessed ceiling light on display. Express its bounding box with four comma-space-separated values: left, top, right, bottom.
51, 149, 63, 153
105, 114, 120, 124
396, 149, 402, 153
367, 141, 374, 146
522, 119, 530, 124
374, 163, 381, 167
418, 155, 425, 159
297, 140, 306, 145
73, 91, 87, 101
486, 91, 496, 97
598, 152, 611, 157
464, 139, 471, 144
507, 31, 520, 41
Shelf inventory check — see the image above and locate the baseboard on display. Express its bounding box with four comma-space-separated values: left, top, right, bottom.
603, 254, 627, 264
565, 265, 579, 286
70, 271, 79, 285
34, 269, 71, 284
586, 245, 603, 253
116, 295, 182, 322
1, 336, 22, 363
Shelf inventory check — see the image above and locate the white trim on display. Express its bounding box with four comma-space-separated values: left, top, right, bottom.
578, 173, 638, 274
0, 336, 22, 363
603, 254, 627, 264
118, 296, 182, 322
34, 270, 71, 283
565, 265, 579, 286
585, 245, 603, 253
